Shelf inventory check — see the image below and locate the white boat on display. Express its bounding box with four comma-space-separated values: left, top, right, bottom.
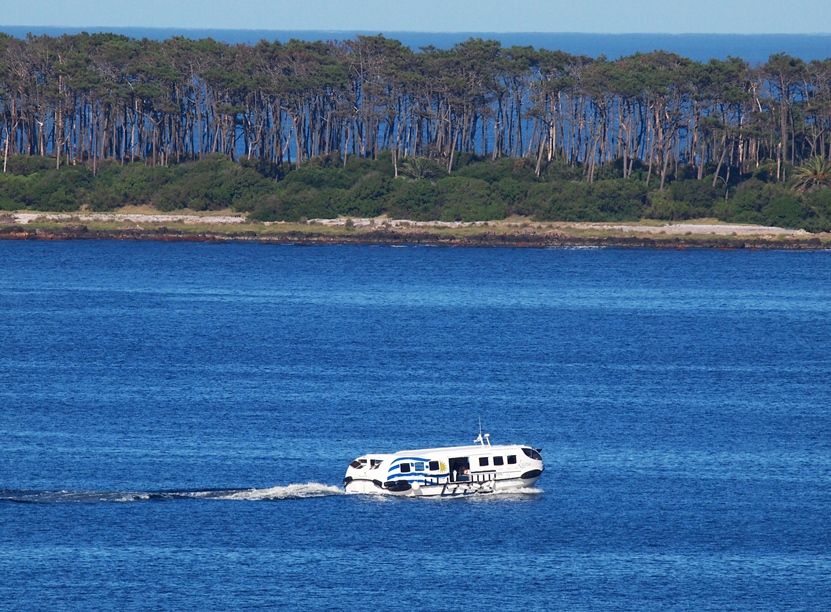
343, 432, 543, 497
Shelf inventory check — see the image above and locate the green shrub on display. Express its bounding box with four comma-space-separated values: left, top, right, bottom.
647, 190, 694, 220
714, 179, 767, 223
804, 188, 831, 223
762, 194, 808, 228
594, 161, 625, 181
646, 180, 718, 220
713, 179, 812, 228
387, 179, 439, 220
456, 157, 535, 183
590, 179, 648, 220
282, 165, 355, 190
536, 181, 595, 221
0, 165, 92, 211
435, 176, 506, 221
496, 178, 529, 213
542, 161, 583, 182
669, 180, 718, 214
519, 183, 554, 218
337, 172, 392, 217
2, 156, 54, 175
262, 187, 341, 221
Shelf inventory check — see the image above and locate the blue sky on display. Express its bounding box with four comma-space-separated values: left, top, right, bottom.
3, 0, 830, 33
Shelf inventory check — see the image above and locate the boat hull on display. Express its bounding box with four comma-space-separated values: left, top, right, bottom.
344, 475, 540, 497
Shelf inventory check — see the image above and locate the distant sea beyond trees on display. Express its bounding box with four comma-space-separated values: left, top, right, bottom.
4, 28, 831, 63
1, 31, 830, 230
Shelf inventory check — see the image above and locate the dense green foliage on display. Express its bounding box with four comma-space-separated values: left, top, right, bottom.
2, 154, 830, 231
0, 156, 274, 213
2, 31, 830, 230
1, 33, 830, 185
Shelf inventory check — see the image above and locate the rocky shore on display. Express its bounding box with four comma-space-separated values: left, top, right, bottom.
1, 212, 829, 250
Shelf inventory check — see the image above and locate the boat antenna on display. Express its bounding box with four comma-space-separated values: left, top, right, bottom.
474, 417, 491, 446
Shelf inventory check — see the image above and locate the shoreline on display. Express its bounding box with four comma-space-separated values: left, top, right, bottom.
1, 212, 829, 250
2, 227, 829, 250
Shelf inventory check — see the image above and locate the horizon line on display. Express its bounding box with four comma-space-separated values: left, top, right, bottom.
2, 26, 831, 37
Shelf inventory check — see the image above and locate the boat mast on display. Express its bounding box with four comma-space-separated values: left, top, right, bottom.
474, 417, 491, 446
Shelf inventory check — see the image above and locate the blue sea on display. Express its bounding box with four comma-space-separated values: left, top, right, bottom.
1, 241, 830, 609
2, 28, 831, 63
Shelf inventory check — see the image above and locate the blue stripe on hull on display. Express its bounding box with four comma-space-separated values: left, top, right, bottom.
386, 472, 449, 481
387, 457, 431, 472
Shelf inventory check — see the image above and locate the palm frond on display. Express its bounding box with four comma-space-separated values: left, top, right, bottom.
792, 156, 831, 193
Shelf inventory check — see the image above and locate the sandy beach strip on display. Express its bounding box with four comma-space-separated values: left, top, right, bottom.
1, 211, 828, 248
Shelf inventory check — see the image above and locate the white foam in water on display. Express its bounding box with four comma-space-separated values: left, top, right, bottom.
219, 482, 344, 501
2, 484, 538, 503
493, 487, 544, 499
509, 487, 544, 495
113, 493, 151, 503
0, 484, 344, 504
428, 486, 544, 502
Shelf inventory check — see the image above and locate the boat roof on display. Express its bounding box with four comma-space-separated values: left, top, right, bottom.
387, 443, 532, 456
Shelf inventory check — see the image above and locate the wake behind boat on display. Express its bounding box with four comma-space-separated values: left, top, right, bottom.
343, 432, 543, 497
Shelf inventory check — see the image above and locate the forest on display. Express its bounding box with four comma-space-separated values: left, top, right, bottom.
1, 32, 830, 230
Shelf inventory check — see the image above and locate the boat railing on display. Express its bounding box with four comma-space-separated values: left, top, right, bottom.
421, 471, 497, 486
468, 470, 496, 484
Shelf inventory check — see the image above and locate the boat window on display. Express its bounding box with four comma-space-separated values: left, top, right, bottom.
399, 462, 411, 473
493, 456, 504, 466
522, 447, 542, 461
349, 459, 367, 469
507, 455, 517, 464
428, 460, 440, 471
370, 459, 382, 469
414, 462, 425, 471
478, 457, 489, 467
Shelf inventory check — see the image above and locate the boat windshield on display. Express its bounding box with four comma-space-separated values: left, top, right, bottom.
349, 458, 368, 469
522, 447, 542, 461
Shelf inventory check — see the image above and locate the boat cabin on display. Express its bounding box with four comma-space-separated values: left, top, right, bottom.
343, 438, 543, 496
